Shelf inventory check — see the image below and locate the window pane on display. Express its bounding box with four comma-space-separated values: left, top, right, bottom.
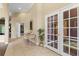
63, 37, 69, 45
51, 43, 53, 47
48, 17, 50, 22
70, 18, 77, 27
54, 22, 58, 29
70, 28, 77, 37
70, 39, 77, 48
54, 36, 58, 42
63, 11, 69, 19
48, 29, 50, 34
54, 29, 58, 34
64, 20, 69, 27
47, 35, 51, 42
48, 43, 53, 47
51, 35, 54, 41
63, 46, 69, 54
70, 48, 77, 56
48, 43, 54, 47
48, 43, 51, 46
70, 8, 77, 17
48, 23, 50, 28
64, 28, 69, 36
51, 29, 53, 34
51, 16, 53, 21
63, 37, 69, 54
54, 14, 58, 21
51, 22, 53, 28
54, 42, 58, 49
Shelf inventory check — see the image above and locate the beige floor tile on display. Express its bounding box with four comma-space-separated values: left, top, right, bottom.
5, 39, 59, 56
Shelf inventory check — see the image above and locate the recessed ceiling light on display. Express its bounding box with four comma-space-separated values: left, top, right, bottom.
18, 8, 22, 10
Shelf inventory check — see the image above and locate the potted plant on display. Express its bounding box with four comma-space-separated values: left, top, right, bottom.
38, 29, 44, 47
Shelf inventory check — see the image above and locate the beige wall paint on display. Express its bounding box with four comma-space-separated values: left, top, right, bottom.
27, 3, 69, 44
28, 3, 69, 31
0, 3, 9, 44
11, 12, 31, 38
40, 3, 70, 28
11, 3, 69, 45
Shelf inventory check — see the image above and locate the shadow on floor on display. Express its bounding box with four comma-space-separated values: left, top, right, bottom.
0, 43, 8, 56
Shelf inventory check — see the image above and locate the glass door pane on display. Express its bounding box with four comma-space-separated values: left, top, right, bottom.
64, 20, 69, 27
64, 46, 69, 54
63, 37, 69, 54
63, 8, 78, 56
54, 42, 58, 49
64, 28, 69, 36
70, 18, 77, 27
70, 48, 77, 56
70, 8, 77, 17
70, 28, 77, 37
47, 14, 58, 50
63, 11, 69, 19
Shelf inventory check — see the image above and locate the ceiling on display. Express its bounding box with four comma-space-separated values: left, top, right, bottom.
8, 3, 33, 14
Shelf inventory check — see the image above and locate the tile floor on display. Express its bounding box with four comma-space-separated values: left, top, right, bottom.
5, 39, 59, 56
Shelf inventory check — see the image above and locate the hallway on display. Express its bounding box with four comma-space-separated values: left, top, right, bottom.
5, 39, 59, 56
0, 3, 79, 56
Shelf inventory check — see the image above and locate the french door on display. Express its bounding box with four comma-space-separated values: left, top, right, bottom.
46, 13, 59, 52
45, 4, 79, 56
63, 6, 79, 56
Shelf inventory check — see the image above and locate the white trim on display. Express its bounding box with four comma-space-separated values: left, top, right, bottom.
44, 16, 48, 47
